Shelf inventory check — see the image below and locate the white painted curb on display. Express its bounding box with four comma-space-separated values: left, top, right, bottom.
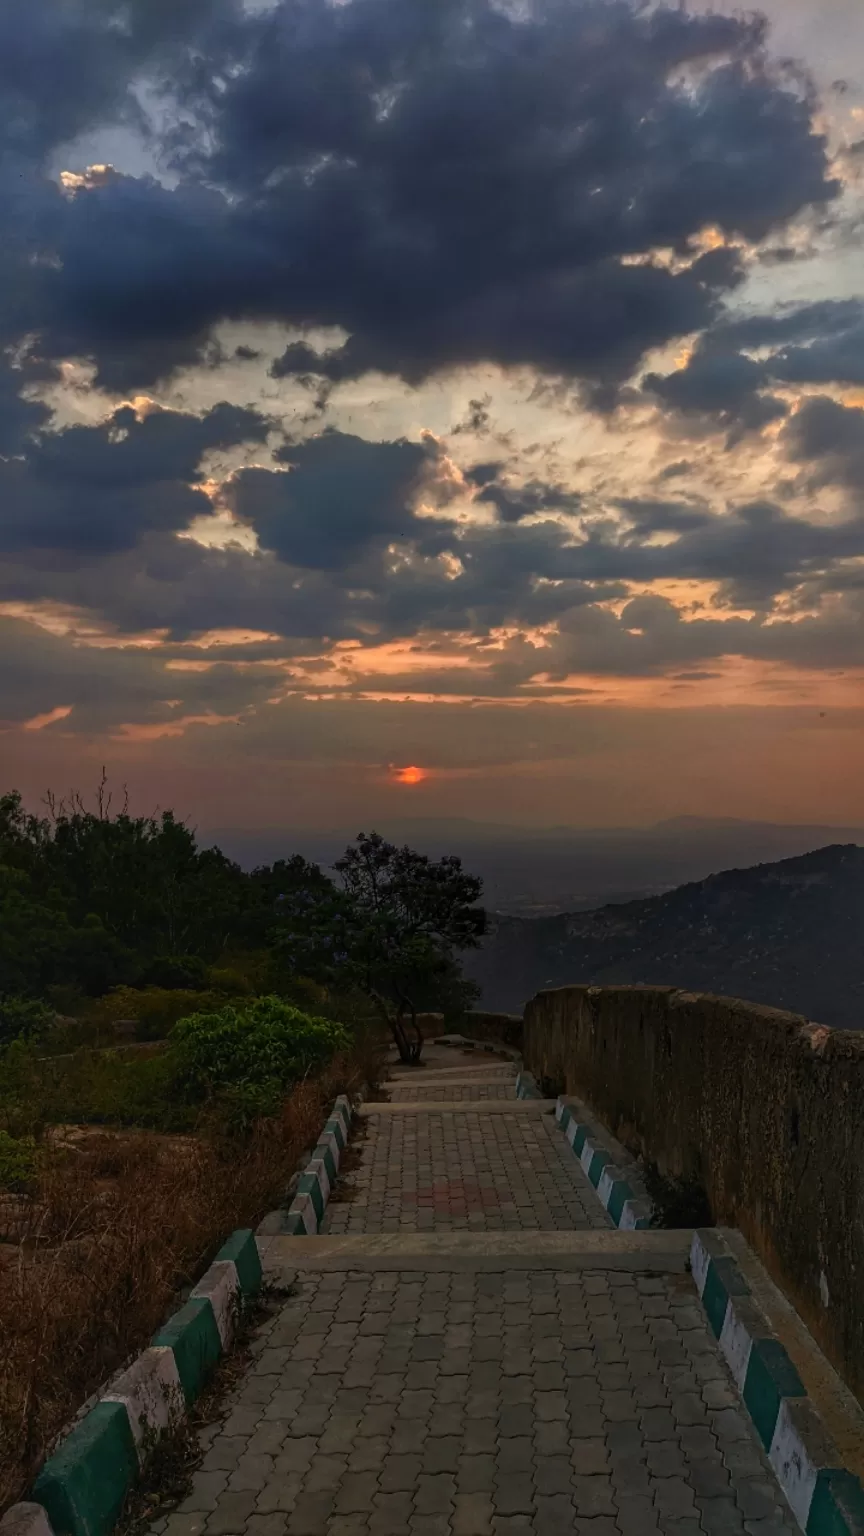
102, 1347, 183, 1456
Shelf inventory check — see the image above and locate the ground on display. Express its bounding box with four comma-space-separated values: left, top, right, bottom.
151, 1048, 797, 1536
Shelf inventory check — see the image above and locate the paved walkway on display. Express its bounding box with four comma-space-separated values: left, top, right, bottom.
158, 1048, 798, 1536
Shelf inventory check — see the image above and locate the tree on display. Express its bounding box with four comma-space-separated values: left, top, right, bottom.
273, 832, 485, 1063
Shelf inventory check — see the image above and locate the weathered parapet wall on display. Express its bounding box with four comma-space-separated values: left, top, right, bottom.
523, 984, 864, 1403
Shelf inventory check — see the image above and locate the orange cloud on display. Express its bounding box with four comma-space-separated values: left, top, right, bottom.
22, 705, 73, 732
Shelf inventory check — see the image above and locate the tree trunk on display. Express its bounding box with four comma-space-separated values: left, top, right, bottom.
395, 997, 423, 1064
370, 988, 419, 1065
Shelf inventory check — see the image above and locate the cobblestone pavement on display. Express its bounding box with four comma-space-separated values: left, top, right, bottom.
380, 1082, 518, 1103
150, 1062, 798, 1536
160, 1268, 795, 1536
323, 1107, 610, 1234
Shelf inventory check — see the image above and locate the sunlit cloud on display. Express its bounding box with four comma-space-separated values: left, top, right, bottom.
21, 705, 73, 732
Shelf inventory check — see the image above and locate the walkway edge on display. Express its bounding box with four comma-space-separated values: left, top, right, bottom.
692, 1230, 864, 1535
10, 1230, 262, 1536
257, 1094, 355, 1237
554, 1097, 652, 1230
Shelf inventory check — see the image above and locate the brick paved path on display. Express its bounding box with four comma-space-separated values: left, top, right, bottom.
155, 1050, 798, 1536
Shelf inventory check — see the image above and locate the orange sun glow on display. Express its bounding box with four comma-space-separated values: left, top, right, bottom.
391, 765, 428, 785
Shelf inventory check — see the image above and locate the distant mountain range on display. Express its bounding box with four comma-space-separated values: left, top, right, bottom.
208, 816, 864, 916
463, 844, 864, 1029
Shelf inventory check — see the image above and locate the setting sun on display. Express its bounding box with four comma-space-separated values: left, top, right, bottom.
391, 765, 428, 786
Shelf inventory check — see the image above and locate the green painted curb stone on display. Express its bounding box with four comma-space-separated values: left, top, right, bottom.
325, 1115, 347, 1151
553, 1097, 651, 1229
151, 1296, 221, 1405
743, 1338, 806, 1449
691, 1232, 864, 1534
297, 1169, 325, 1222
214, 1229, 262, 1296
807, 1470, 864, 1535
32, 1402, 137, 1536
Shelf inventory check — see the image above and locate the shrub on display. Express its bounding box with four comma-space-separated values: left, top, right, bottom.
206, 967, 254, 997
0, 1129, 38, 1191
82, 986, 226, 1042
0, 996, 54, 1049
169, 996, 348, 1125
0, 1039, 190, 1137
143, 954, 210, 990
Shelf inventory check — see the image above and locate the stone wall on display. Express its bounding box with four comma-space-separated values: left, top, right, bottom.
523, 984, 864, 1403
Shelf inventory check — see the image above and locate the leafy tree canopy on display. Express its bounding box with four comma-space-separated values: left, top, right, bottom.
273, 831, 485, 1061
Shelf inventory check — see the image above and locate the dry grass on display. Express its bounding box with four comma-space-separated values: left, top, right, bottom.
0, 1036, 383, 1511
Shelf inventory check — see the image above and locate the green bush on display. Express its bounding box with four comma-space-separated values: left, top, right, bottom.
0, 995, 54, 1049
169, 996, 348, 1124
143, 954, 210, 990
206, 967, 254, 997
0, 1129, 38, 1191
0, 1038, 191, 1136
83, 986, 226, 1041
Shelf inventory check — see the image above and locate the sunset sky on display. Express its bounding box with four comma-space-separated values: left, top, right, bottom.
2, 0, 864, 833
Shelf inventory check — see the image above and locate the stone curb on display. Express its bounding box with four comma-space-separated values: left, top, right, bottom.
515, 1069, 542, 1099
554, 1097, 652, 1230
7, 1230, 262, 1536
256, 1094, 354, 1237
692, 1230, 864, 1535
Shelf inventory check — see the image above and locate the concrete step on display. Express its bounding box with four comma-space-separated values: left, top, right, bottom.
257, 1228, 692, 1274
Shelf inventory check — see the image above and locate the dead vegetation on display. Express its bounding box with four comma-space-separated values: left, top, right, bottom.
0, 1037, 383, 1511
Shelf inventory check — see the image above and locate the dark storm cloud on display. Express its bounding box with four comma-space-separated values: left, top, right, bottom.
0, 0, 839, 393
0, 400, 272, 556
616, 499, 713, 534
5, 436, 864, 643
0, 0, 243, 165
643, 345, 788, 441
226, 430, 446, 571
783, 396, 864, 489
644, 300, 864, 436
474, 477, 583, 525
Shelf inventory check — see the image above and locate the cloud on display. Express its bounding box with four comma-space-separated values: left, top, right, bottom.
0, 0, 243, 166
0, 612, 283, 733
783, 395, 864, 489
643, 300, 864, 438
227, 429, 446, 570
643, 344, 788, 442
0, 398, 272, 556
473, 475, 583, 525
0, 0, 839, 394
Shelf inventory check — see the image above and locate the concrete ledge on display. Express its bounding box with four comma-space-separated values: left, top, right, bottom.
555, 1098, 652, 1230
692, 1230, 864, 1534
257, 1228, 694, 1275
721, 1229, 864, 1482
359, 1098, 557, 1115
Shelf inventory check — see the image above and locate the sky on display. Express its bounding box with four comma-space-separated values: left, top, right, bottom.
2, 0, 864, 834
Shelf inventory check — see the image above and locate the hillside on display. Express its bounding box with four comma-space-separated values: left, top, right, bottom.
464, 844, 864, 1028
